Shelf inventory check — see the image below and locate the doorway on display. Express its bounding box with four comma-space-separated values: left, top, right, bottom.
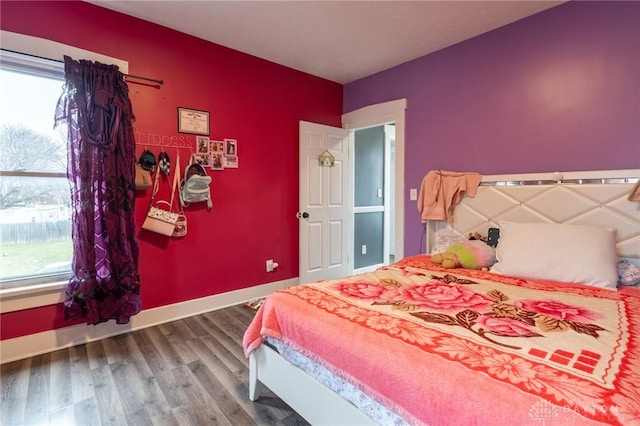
352, 124, 395, 273
343, 98, 406, 274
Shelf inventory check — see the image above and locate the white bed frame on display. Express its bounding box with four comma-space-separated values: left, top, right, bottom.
248, 169, 640, 424
249, 344, 376, 425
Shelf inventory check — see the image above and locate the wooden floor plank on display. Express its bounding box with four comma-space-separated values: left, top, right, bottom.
100, 334, 126, 365
0, 304, 308, 426
186, 337, 244, 400
89, 365, 128, 426
1, 357, 30, 426
48, 404, 75, 425
23, 353, 50, 425
68, 344, 96, 404
169, 364, 213, 410
129, 358, 173, 421
170, 365, 233, 426
157, 321, 201, 365
73, 397, 100, 426
170, 404, 217, 426
210, 307, 254, 342
181, 316, 211, 338
85, 339, 109, 370
116, 333, 147, 364
144, 325, 184, 370
148, 408, 179, 426
196, 316, 248, 370
159, 318, 198, 341
48, 348, 72, 412
132, 330, 188, 409
187, 359, 255, 426
199, 311, 252, 368
108, 360, 154, 426
235, 303, 260, 322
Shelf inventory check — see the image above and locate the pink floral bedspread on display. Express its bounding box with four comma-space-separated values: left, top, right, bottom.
243, 255, 640, 425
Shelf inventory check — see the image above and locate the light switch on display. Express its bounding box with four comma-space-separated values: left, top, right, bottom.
377, 188, 383, 198
410, 188, 418, 200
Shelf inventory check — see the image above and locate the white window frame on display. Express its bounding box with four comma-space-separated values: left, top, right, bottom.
0, 31, 128, 314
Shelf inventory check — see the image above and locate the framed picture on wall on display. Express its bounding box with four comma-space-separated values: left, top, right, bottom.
193, 154, 212, 167
178, 107, 210, 135
195, 136, 210, 154
210, 140, 224, 154
224, 139, 237, 156
211, 153, 224, 170
224, 155, 238, 168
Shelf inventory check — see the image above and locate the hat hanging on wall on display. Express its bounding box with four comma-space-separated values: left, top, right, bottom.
158, 151, 171, 175
139, 149, 157, 172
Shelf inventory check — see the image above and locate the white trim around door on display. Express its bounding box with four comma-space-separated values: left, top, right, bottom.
342, 99, 407, 261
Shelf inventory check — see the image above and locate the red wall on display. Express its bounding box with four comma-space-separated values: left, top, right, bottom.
0, 1, 343, 339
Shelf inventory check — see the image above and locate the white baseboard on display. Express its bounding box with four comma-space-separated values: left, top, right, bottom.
0, 277, 298, 364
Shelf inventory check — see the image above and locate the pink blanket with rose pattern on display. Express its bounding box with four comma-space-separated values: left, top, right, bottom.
243, 255, 640, 425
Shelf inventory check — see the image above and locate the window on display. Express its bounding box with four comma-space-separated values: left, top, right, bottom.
0, 50, 72, 289
0, 33, 128, 311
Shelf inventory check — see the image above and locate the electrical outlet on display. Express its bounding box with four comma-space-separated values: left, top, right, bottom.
361, 245, 367, 255
266, 259, 279, 272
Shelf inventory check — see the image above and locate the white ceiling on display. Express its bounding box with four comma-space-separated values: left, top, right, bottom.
86, 1, 565, 84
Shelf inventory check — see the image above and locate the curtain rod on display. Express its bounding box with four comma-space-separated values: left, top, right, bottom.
0, 48, 164, 85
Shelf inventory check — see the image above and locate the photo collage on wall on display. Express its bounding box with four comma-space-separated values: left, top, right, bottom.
194, 136, 239, 170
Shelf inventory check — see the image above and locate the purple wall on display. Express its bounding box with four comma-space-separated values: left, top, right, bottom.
343, 1, 640, 256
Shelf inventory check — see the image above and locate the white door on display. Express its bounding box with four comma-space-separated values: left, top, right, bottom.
299, 121, 350, 284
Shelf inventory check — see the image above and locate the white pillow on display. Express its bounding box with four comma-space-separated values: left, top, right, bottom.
490, 222, 619, 289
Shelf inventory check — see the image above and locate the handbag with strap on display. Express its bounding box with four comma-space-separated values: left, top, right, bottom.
171, 152, 187, 238
135, 163, 152, 190
143, 201, 179, 236
142, 159, 180, 236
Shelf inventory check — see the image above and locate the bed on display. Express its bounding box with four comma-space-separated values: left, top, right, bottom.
243, 170, 640, 425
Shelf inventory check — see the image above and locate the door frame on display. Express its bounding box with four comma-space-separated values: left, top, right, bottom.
342, 99, 407, 263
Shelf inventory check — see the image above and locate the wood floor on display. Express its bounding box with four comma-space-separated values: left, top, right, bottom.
1, 304, 309, 426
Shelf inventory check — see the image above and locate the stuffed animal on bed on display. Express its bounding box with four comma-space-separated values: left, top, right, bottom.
467, 232, 487, 243
431, 240, 496, 270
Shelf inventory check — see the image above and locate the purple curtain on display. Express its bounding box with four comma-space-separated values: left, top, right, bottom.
54, 56, 141, 325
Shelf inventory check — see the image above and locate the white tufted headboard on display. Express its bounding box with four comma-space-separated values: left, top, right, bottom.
427, 169, 640, 265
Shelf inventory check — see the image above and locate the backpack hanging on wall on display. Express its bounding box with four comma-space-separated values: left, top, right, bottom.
180, 156, 212, 209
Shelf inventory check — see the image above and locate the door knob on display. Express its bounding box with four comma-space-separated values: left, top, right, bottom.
297, 212, 310, 219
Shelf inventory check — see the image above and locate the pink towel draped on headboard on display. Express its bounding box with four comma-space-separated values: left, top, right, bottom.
628, 180, 640, 201
417, 170, 482, 222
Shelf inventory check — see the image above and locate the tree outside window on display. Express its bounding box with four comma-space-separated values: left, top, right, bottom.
0, 63, 72, 286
